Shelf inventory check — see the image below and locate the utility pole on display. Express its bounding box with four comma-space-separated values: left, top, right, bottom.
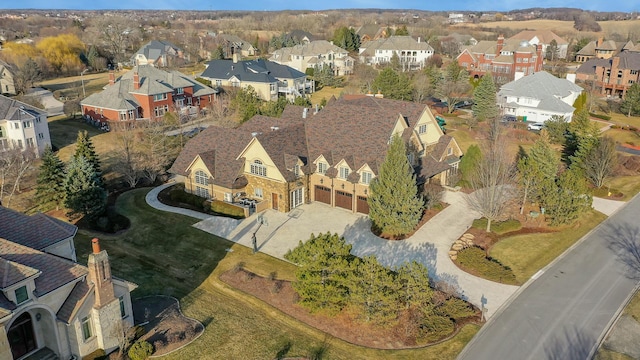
80, 69, 88, 98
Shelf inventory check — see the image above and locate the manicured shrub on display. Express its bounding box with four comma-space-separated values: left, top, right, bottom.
589, 112, 611, 121
128, 340, 153, 360
436, 297, 476, 321
420, 314, 455, 341
456, 246, 517, 285
211, 200, 245, 218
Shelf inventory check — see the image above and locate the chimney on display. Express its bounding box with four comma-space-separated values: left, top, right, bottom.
375, 90, 384, 98
302, 107, 308, 118
314, 103, 319, 114
233, 52, 238, 63
566, 73, 576, 83
92, 237, 101, 254
497, 34, 505, 54
597, 37, 604, 47
87, 238, 116, 308
133, 71, 140, 90
418, 37, 421, 43
108, 71, 115, 85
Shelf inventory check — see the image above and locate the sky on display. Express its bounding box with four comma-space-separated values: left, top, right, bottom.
3, 0, 639, 12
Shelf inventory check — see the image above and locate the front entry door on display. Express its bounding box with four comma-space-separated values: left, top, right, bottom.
8, 312, 37, 359
272, 193, 278, 210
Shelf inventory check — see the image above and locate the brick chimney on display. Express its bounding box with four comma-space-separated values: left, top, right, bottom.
133, 71, 140, 90
87, 238, 116, 308
597, 37, 604, 47
536, 44, 543, 71
109, 71, 115, 85
497, 34, 505, 54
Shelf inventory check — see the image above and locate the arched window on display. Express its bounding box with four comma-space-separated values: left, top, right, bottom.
195, 170, 208, 185
250, 160, 267, 177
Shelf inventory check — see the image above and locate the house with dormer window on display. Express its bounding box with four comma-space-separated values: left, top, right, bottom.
0, 207, 136, 360
269, 40, 355, 76
0, 95, 51, 156
170, 96, 461, 215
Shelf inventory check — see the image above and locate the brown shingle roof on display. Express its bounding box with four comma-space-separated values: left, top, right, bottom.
0, 238, 87, 297
169, 126, 253, 189
56, 280, 93, 324
256, 123, 308, 181
0, 207, 77, 251
0, 256, 40, 288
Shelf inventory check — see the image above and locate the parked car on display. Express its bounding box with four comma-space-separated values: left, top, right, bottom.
501, 114, 517, 122
527, 122, 545, 131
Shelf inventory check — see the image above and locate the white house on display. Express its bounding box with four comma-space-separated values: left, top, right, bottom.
269, 40, 354, 76
0, 95, 51, 156
0, 207, 137, 360
359, 36, 434, 71
497, 71, 584, 123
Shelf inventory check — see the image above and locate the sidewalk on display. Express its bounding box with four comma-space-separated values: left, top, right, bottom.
146, 185, 518, 318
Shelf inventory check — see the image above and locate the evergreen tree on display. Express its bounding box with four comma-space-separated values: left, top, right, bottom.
284, 232, 354, 314
368, 134, 423, 237
74, 130, 104, 187
458, 144, 482, 187
541, 168, 592, 226
566, 108, 600, 170
231, 85, 262, 122
396, 261, 433, 310
332, 26, 360, 52
35, 147, 66, 210
472, 74, 499, 122
394, 25, 409, 36
372, 67, 413, 101
621, 83, 640, 117
436, 61, 472, 114
516, 134, 559, 214
348, 255, 399, 324
63, 155, 107, 221
544, 115, 569, 145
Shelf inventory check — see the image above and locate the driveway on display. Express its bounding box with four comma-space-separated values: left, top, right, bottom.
26, 87, 64, 116
146, 185, 518, 318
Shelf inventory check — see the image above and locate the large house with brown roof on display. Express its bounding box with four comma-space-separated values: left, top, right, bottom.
81, 65, 218, 127
508, 30, 569, 60
170, 96, 462, 215
575, 38, 639, 63
456, 34, 544, 84
0, 207, 136, 360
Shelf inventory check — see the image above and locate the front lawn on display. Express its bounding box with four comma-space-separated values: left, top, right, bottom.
489, 210, 607, 284
75, 188, 478, 359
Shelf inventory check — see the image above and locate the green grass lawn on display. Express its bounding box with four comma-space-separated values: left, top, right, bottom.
605, 175, 640, 201
489, 210, 607, 284
603, 111, 640, 129
310, 86, 345, 106
74, 188, 478, 359
604, 128, 640, 147
39, 71, 115, 100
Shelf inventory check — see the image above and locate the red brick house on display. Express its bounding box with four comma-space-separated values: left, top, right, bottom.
591, 52, 640, 98
81, 65, 218, 127
456, 35, 543, 84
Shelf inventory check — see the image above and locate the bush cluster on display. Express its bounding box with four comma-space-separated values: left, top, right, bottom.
589, 112, 611, 121
456, 246, 517, 285
211, 200, 245, 218
169, 187, 209, 211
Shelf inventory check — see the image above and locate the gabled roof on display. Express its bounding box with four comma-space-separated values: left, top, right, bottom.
56, 280, 93, 324
602, 52, 640, 70
508, 30, 568, 45
286, 30, 315, 42
216, 34, 256, 52
0, 94, 46, 120
202, 59, 277, 83
0, 256, 40, 289
577, 41, 597, 56
0, 206, 77, 251
134, 40, 181, 60
576, 58, 609, 74
270, 40, 349, 61
254, 123, 308, 181
498, 71, 583, 113
356, 24, 384, 39
0, 238, 87, 298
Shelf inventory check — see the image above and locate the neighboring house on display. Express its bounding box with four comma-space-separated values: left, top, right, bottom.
593, 52, 640, 98
0, 95, 51, 156
359, 36, 434, 71
508, 30, 569, 60
576, 58, 610, 83
200, 57, 313, 101
81, 65, 218, 126
448, 13, 466, 24
0, 59, 16, 95
0, 207, 136, 360
284, 30, 315, 45
575, 38, 638, 63
457, 34, 544, 84
131, 40, 186, 67
497, 71, 584, 123
170, 95, 462, 215
269, 40, 355, 76
355, 24, 388, 43
214, 33, 257, 58
438, 33, 478, 57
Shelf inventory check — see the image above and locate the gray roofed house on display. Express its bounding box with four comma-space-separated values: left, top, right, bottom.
214, 33, 257, 58
359, 36, 434, 70
0, 207, 136, 360
132, 39, 186, 67
269, 40, 355, 76
200, 58, 312, 101
81, 65, 218, 125
497, 71, 584, 123
0, 94, 51, 156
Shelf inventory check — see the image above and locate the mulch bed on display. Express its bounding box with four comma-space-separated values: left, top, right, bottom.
220, 269, 477, 349
133, 296, 204, 356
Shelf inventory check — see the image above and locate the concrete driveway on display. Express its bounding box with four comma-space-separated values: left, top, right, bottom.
149, 187, 519, 319
27, 87, 64, 116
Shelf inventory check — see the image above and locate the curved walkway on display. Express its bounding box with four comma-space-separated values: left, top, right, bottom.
146, 184, 518, 318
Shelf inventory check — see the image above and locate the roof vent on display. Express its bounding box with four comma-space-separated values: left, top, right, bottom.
251, 132, 261, 137
271, 126, 279, 131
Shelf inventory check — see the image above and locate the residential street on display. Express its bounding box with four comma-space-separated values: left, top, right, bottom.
458, 195, 640, 360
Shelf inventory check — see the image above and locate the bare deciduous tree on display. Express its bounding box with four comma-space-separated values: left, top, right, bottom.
112, 131, 143, 188
584, 136, 618, 188
0, 146, 36, 208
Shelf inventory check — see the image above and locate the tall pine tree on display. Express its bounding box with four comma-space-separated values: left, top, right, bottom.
64, 155, 107, 221
368, 133, 423, 237
472, 73, 499, 122
74, 130, 105, 188
35, 146, 66, 210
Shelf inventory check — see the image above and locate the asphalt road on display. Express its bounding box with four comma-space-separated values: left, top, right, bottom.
458, 195, 640, 360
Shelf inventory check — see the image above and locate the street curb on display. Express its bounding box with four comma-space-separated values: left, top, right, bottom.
457, 193, 639, 359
